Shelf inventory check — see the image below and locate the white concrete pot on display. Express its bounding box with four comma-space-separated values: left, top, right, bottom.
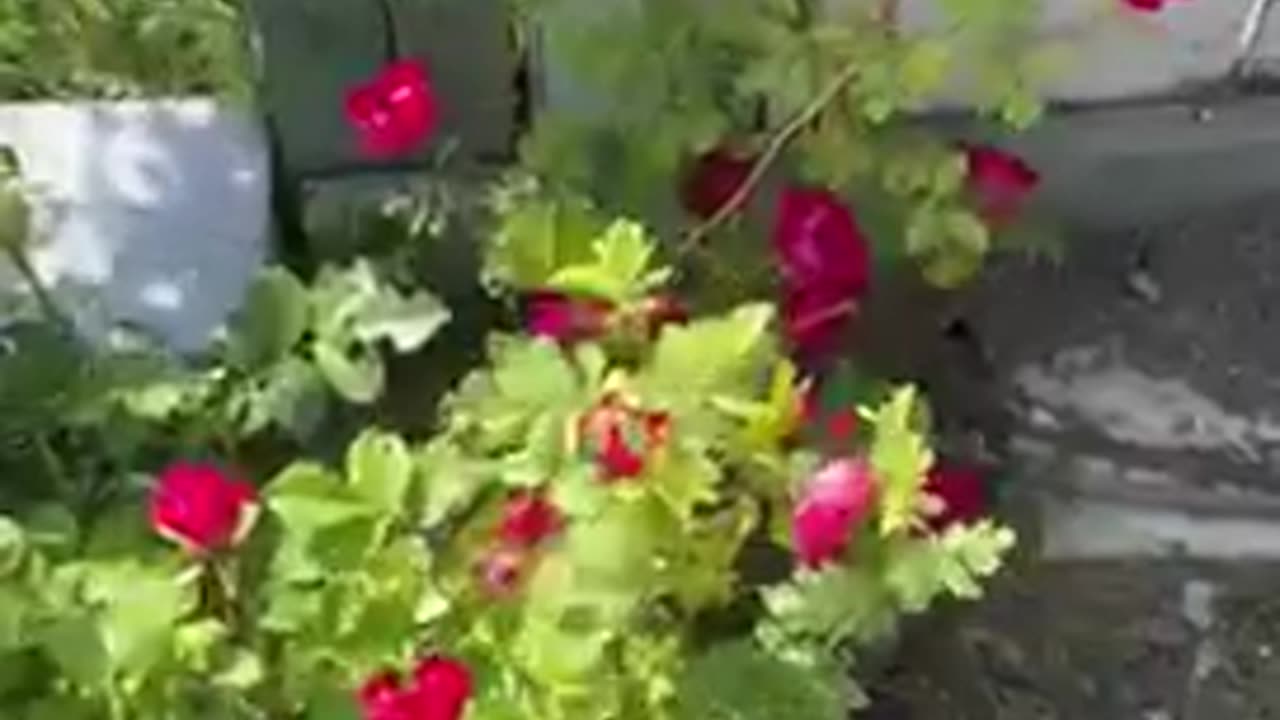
0, 98, 270, 352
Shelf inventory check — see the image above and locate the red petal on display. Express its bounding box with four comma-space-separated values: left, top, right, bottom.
964, 145, 1039, 227
149, 463, 255, 554
773, 187, 871, 295
497, 491, 563, 548
409, 656, 473, 720
923, 461, 987, 532
792, 458, 877, 569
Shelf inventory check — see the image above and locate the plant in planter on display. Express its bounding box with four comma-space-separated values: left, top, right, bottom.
0, 0, 1187, 716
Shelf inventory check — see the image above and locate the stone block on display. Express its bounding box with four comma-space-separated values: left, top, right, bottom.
0, 100, 269, 351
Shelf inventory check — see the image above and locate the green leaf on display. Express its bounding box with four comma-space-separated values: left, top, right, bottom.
676, 641, 847, 720
546, 219, 666, 302
0, 587, 28, 649
267, 463, 376, 534
886, 521, 1015, 610
228, 267, 308, 369
762, 565, 898, 650
93, 564, 190, 676
40, 615, 110, 687
643, 304, 775, 404
314, 342, 385, 404
0, 517, 23, 576
352, 288, 450, 353
346, 430, 412, 514
650, 446, 721, 521
868, 387, 933, 536
486, 188, 604, 291
415, 441, 490, 527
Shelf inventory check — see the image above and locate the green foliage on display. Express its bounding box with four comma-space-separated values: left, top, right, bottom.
0, 0, 250, 100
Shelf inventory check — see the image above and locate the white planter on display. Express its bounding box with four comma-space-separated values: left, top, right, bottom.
0, 98, 270, 352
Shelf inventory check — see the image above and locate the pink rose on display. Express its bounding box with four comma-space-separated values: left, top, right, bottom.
345, 59, 439, 159
793, 458, 877, 569
149, 463, 256, 554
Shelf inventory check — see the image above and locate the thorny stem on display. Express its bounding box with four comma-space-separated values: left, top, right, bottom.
678, 54, 863, 253
4, 243, 69, 331
676, 1, 900, 275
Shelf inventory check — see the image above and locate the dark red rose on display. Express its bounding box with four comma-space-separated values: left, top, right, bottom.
773, 187, 871, 295
793, 458, 877, 569
149, 463, 256, 554
345, 59, 438, 159
497, 491, 563, 548
922, 461, 988, 532
681, 148, 755, 220
781, 284, 860, 360
525, 292, 615, 343
964, 145, 1039, 227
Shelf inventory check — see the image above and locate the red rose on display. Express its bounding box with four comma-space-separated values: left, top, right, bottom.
773, 187, 871, 295
579, 394, 669, 481
497, 491, 563, 548
793, 458, 877, 569
525, 292, 615, 343
1122, 0, 1186, 12
345, 59, 439, 159
922, 461, 987, 532
149, 463, 256, 554
681, 148, 755, 220
408, 656, 474, 720
964, 145, 1039, 227
358, 671, 413, 720
357, 656, 472, 720
781, 284, 860, 361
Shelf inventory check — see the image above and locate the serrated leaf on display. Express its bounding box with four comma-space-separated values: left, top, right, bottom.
415, 441, 489, 527
644, 304, 775, 403
314, 342, 385, 404
353, 288, 450, 353
267, 463, 376, 534
486, 190, 604, 291
676, 641, 847, 720
228, 267, 308, 369
869, 387, 933, 536
546, 219, 664, 302
40, 615, 110, 686
346, 430, 412, 514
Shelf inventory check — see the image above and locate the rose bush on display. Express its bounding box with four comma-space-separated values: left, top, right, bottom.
0, 0, 1187, 716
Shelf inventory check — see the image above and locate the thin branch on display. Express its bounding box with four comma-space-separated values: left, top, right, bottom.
4, 244, 69, 331
679, 54, 863, 252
